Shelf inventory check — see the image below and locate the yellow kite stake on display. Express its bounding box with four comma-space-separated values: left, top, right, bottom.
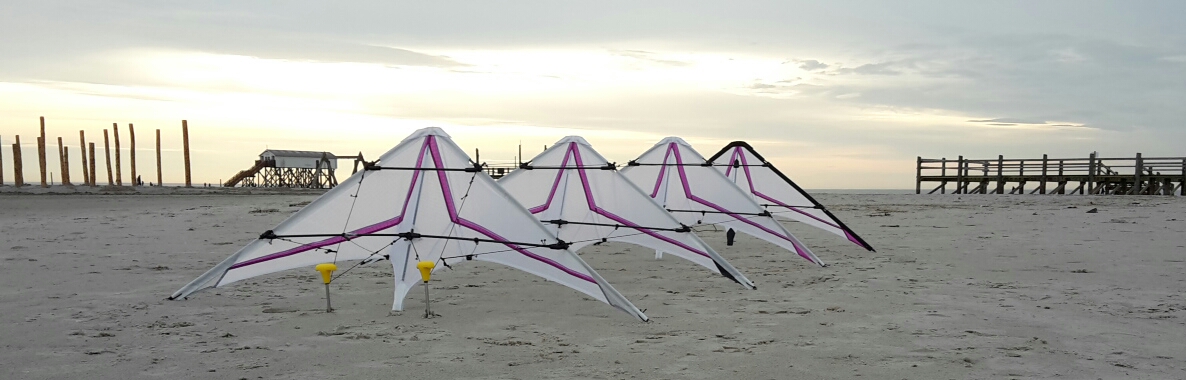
315, 263, 337, 284
315, 263, 337, 312
416, 261, 435, 283
416, 261, 438, 318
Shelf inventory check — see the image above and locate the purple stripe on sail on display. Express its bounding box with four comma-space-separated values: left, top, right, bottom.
426, 136, 596, 284
666, 143, 817, 264
528, 146, 574, 214
229, 139, 433, 270
568, 143, 712, 259
723, 147, 741, 177
648, 147, 674, 198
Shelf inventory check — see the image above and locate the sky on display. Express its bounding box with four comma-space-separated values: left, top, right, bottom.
2, 1, 1184, 188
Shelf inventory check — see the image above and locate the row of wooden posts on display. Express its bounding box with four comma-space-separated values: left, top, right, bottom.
916, 152, 1186, 195
1, 117, 192, 188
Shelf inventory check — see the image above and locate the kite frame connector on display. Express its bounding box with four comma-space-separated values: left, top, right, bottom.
674, 224, 692, 233
259, 230, 279, 240
547, 240, 572, 250
601, 163, 616, 171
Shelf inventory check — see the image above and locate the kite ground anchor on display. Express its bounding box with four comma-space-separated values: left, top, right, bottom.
315, 263, 337, 313
417, 261, 437, 318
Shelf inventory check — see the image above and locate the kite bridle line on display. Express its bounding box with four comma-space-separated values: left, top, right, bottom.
333, 169, 369, 267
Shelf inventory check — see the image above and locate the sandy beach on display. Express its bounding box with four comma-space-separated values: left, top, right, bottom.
1, 189, 1183, 379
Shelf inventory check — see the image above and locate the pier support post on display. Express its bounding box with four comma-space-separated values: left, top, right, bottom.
103, 130, 114, 186
38, 137, 47, 187
113, 123, 122, 186
1133, 153, 1143, 195
155, 129, 162, 186
1040, 154, 1048, 194
129, 124, 137, 186
0, 136, 4, 186
58, 137, 71, 186
1088, 152, 1097, 194
996, 155, 1004, 194
88, 143, 96, 186
1018, 160, 1025, 194
79, 131, 90, 186
956, 156, 964, 194
182, 120, 191, 188
940, 157, 947, 194
39, 117, 47, 188
915, 155, 925, 194
13, 136, 24, 187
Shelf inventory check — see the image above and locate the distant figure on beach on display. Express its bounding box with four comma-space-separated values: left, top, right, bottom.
726, 228, 736, 246
137, 175, 143, 186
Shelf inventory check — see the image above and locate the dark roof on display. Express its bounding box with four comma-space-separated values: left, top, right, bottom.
260, 150, 337, 159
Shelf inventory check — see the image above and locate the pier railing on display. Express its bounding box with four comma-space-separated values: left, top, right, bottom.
916, 153, 1185, 195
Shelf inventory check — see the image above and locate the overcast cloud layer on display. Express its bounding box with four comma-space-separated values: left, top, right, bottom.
2, 1, 1184, 188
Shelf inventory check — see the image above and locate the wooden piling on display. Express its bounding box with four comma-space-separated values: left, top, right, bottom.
1088, 152, 1097, 194
113, 123, 122, 186
13, 136, 24, 187
995, 155, 1004, 194
79, 131, 90, 186
129, 124, 137, 186
1016, 160, 1025, 194
62, 148, 71, 186
88, 143, 96, 186
155, 129, 162, 186
940, 157, 947, 194
915, 155, 925, 194
182, 120, 191, 187
39, 117, 47, 188
38, 137, 47, 187
103, 130, 114, 186
1133, 153, 1143, 195
955, 156, 964, 194
58, 137, 70, 186
1040, 154, 1048, 194
0, 136, 4, 186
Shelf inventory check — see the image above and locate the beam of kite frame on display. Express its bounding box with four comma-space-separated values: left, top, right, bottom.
260, 230, 572, 250
541, 219, 693, 233
518, 163, 618, 171
664, 209, 773, 217
365, 165, 484, 172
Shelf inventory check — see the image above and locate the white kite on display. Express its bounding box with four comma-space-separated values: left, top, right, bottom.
499, 136, 756, 289
171, 127, 648, 321
620, 137, 825, 266
707, 141, 875, 252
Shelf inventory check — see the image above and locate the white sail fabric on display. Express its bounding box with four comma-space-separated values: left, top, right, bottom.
620, 137, 825, 266
171, 127, 648, 321
708, 142, 874, 251
499, 136, 755, 289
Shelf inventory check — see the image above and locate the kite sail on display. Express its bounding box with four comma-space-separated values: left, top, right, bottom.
170, 127, 648, 321
620, 137, 825, 266
707, 141, 874, 251
499, 136, 756, 289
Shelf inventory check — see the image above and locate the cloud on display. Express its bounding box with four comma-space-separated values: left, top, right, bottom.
835, 62, 905, 76
968, 118, 1048, 124
611, 50, 689, 67
796, 59, 829, 71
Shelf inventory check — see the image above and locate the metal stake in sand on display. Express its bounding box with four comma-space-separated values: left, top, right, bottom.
315, 263, 337, 312
417, 261, 437, 318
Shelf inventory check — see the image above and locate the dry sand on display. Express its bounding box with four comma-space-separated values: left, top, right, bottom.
1, 188, 1184, 379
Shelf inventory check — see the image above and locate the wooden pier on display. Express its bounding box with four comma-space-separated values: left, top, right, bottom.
916, 153, 1185, 196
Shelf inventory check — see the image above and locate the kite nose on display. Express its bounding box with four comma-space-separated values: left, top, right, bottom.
417, 261, 436, 283
315, 263, 337, 284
